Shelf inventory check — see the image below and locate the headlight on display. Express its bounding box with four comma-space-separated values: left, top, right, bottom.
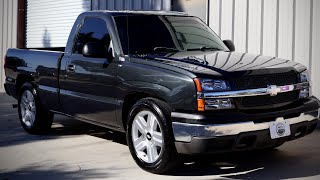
299, 70, 311, 98
199, 79, 230, 92
194, 78, 234, 111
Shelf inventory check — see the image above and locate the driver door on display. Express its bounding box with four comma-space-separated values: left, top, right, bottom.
59, 17, 119, 127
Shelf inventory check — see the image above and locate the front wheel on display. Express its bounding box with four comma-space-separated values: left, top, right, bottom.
18, 82, 53, 134
126, 98, 180, 174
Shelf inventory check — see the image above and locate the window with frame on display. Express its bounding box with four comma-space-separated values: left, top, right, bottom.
73, 17, 111, 55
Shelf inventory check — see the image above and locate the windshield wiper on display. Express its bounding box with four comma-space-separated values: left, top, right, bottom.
186, 46, 222, 52
184, 56, 209, 65
153, 47, 180, 52
132, 47, 179, 55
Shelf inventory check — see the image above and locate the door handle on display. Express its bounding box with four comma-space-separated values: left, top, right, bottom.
66, 64, 76, 72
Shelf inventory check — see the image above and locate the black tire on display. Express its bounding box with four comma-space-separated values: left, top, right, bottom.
18, 82, 53, 134
126, 98, 180, 174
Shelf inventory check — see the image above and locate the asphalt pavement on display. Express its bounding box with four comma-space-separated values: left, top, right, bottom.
0, 93, 320, 180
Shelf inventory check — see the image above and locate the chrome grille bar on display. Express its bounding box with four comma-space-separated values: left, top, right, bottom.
199, 82, 309, 99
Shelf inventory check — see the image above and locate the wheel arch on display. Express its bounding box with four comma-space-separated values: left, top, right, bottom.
121, 91, 169, 132
16, 74, 36, 97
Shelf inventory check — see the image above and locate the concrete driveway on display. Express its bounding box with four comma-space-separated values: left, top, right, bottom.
0, 93, 320, 180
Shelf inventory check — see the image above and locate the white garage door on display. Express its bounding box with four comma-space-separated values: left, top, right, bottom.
26, 0, 91, 48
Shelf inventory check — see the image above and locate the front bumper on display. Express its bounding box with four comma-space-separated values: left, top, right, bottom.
172, 97, 320, 154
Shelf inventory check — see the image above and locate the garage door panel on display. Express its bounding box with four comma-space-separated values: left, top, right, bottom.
26, 0, 91, 48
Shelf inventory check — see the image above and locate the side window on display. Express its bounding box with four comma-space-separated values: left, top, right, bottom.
73, 17, 111, 55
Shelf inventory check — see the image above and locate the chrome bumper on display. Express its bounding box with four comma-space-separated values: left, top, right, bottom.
172, 109, 319, 142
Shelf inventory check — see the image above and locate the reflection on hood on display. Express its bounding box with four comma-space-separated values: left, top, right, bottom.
135, 51, 306, 77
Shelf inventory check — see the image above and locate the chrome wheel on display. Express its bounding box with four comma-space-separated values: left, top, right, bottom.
131, 110, 163, 163
20, 90, 36, 128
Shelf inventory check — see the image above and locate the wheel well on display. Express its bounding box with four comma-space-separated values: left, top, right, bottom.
122, 92, 167, 131
16, 74, 35, 96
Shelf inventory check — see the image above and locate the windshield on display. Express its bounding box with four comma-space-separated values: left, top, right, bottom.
114, 15, 229, 55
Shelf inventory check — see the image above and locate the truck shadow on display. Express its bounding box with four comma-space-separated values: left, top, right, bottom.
0, 114, 127, 148
50, 115, 128, 146
172, 148, 320, 179
0, 162, 110, 180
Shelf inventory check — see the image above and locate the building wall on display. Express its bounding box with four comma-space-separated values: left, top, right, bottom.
92, 0, 171, 11
0, 0, 18, 92
208, 0, 320, 99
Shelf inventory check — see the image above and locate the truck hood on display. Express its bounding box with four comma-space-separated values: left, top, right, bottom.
138, 51, 306, 77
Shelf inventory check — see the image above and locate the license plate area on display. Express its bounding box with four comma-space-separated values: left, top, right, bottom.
269, 118, 291, 139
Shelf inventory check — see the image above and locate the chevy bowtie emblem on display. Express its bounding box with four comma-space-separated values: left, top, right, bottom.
267, 85, 281, 96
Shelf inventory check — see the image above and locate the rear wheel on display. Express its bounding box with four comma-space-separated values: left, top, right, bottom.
126, 98, 180, 174
18, 83, 53, 134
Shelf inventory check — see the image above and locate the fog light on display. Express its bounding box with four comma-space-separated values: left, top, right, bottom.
205, 98, 234, 110
299, 88, 310, 98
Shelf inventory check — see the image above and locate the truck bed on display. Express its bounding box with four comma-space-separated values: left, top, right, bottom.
24, 47, 65, 52
4, 48, 64, 108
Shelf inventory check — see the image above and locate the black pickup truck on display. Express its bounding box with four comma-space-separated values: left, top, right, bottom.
4, 11, 320, 173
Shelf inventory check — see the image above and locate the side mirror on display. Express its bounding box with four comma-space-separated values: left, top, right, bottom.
82, 42, 109, 58
223, 40, 235, 52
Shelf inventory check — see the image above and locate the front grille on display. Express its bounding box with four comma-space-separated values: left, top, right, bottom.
230, 71, 298, 90
230, 72, 300, 109
236, 90, 300, 108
